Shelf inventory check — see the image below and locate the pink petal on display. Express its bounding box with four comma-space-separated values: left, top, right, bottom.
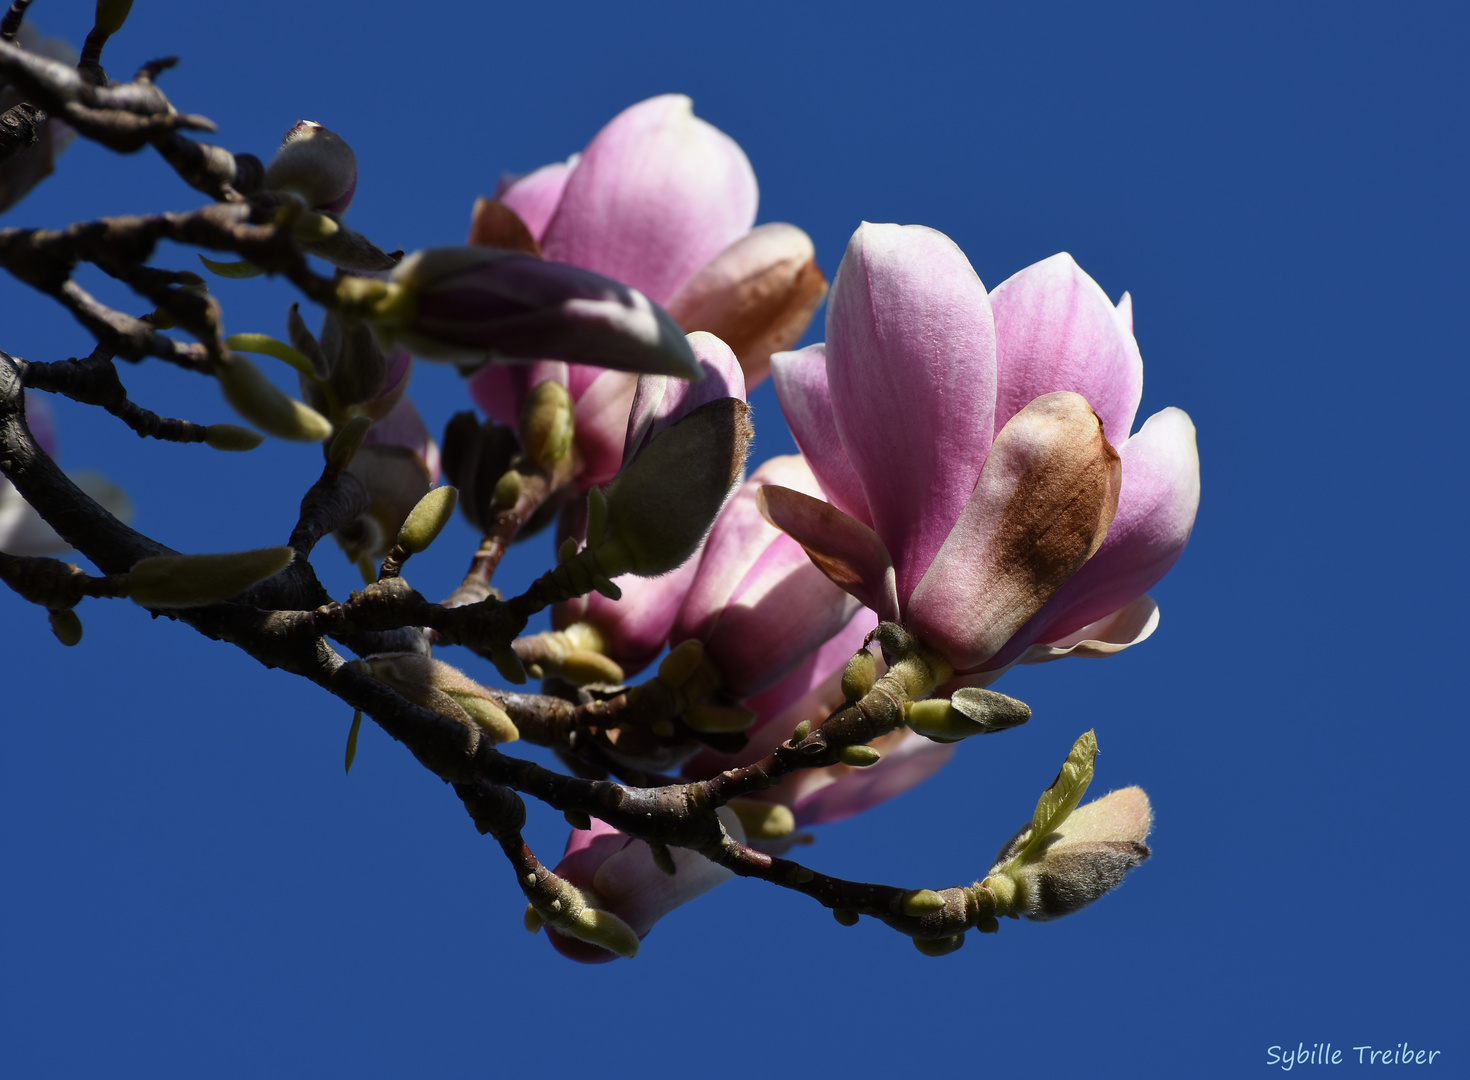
1022, 594, 1160, 661
907, 392, 1121, 671
770, 344, 872, 524
994, 406, 1199, 648
790, 731, 955, 826
572, 369, 640, 489
757, 483, 900, 623
989, 252, 1143, 446
558, 552, 703, 676
623, 331, 746, 467
825, 223, 998, 604
540, 95, 758, 305
674, 456, 860, 695
681, 609, 876, 779
496, 157, 577, 243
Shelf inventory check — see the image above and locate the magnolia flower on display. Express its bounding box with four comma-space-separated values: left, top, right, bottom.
544, 811, 745, 964
767, 224, 1199, 689
469, 94, 825, 486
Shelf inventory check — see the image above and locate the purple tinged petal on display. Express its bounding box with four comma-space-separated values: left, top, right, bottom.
623, 331, 746, 467
790, 730, 955, 826
1021, 594, 1160, 661
770, 344, 871, 524
756, 483, 900, 624
572, 369, 640, 489
674, 456, 861, 695
540, 95, 759, 305
995, 406, 1199, 650
907, 392, 1121, 671
989, 252, 1144, 446
558, 553, 703, 676
362, 397, 441, 483
495, 157, 577, 243
825, 223, 998, 604
468, 362, 537, 428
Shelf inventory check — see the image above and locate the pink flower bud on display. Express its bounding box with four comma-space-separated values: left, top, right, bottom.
264, 120, 358, 214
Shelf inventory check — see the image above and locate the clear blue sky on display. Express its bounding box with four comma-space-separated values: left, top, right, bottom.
3, 1, 1466, 1076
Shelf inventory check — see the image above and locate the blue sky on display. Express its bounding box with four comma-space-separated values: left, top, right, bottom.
3, 1, 1466, 1076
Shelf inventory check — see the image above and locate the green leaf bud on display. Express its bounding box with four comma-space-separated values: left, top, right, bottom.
94, 0, 136, 36
217, 355, 332, 442
650, 843, 677, 876
839, 744, 882, 768
523, 905, 544, 934
491, 646, 528, 685
564, 809, 592, 831
657, 638, 705, 686
791, 719, 811, 743
127, 547, 295, 608
683, 701, 756, 733
585, 486, 609, 547
557, 536, 579, 564
203, 424, 265, 452
832, 908, 860, 927
326, 415, 373, 471
48, 608, 83, 647
596, 398, 753, 577
519, 379, 575, 469
907, 688, 1031, 743
493, 469, 522, 509
569, 906, 640, 960
363, 652, 520, 744
560, 650, 625, 687
198, 255, 264, 279
913, 934, 965, 958
728, 798, 796, 840
396, 485, 459, 554
840, 646, 877, 701
900, 889, 947, 916
225, 333, 319, 380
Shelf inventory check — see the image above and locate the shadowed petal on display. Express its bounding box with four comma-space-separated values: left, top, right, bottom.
540, 95, 758, 305
908, 392, 1121, 671
623, 331, 745, 467
770, 344, 871, 524
825, 223, 997, 603
495, 158, 577, 242
989, 252, 1144, 446
757, 483, 900, 623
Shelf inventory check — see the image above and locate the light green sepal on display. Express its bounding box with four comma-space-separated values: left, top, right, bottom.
1024, 729, 1097, 860
225, 333, 320, 380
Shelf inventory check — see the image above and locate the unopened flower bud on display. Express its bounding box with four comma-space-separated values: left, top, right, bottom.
217, 355, 332, 442
396, 485, 458, 555
351, 247, 702, 378
519, 379, 574, 469
593, 398, 752, 578
906, 688, 1031, 743
840, 647, 877, 701
126, 547, 295, 608
203, 424, 265, 452
264, 121, 358, 214
363, 652, 519, 744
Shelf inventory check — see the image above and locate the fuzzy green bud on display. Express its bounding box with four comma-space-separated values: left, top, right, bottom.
595, 398, 753, 578
217, 355, 332, 442
364, 652, 519, 744
127, 547, 295, 608
493, 469, 522, 509
791, 719, 811, 743
839, 744, 882, 768
900, 889, 947, 916
519, 379, 575, 469
203, 424, 265, 452
396, 485, 459, 555
840, 647, 877, 701
907, 687, 1031, 743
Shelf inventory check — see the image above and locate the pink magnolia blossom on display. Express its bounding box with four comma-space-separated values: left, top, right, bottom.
767, 224, 1199, 686
544, 811, 745, 964
470, 94, 823, 486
